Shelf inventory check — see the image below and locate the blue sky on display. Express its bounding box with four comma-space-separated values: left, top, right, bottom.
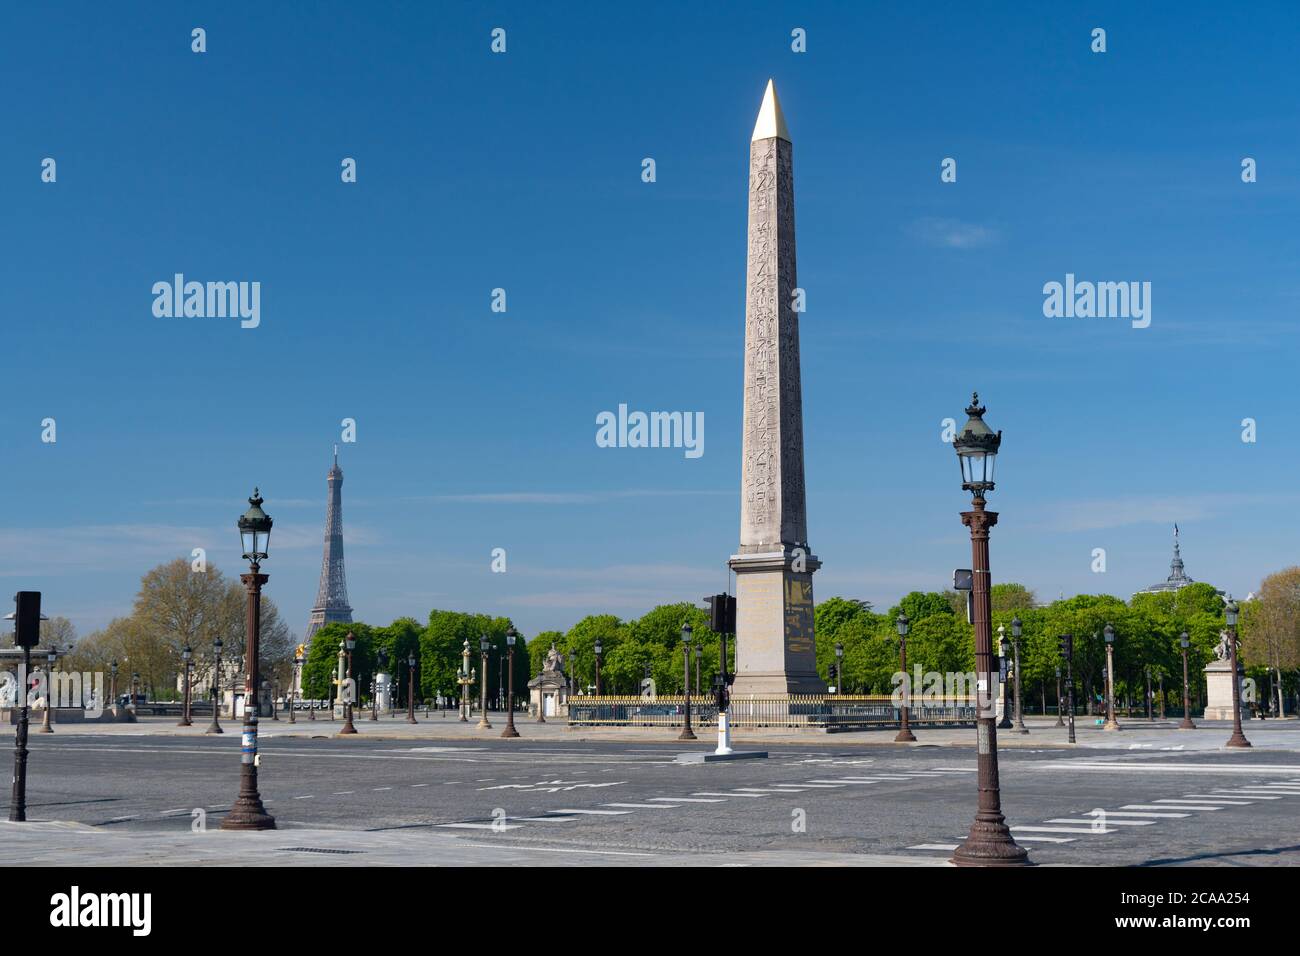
3, 1, 1299, 640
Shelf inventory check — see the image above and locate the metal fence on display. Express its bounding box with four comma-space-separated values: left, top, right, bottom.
567, 695, 978, 731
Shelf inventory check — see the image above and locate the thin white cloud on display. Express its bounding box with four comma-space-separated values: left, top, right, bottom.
1029, 493, 1297, 533
907, 217, 999, 249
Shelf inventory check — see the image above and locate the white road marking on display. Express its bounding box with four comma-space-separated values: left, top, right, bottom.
908, 843, 958, 851
694, 792, 766, 798
1012, 825, 1119, 835
436, 822, 522, 831
161, 808, 189, 815
1180, 796, 1268, 806
650, 797, 725, 803
372, 787, 392, 792
806, 779, 879, 785
508, 815, 578, 822
333, 791, 354, 795
1045, 818, 1155, 827
1103, 810, 1190, 818
293, 795, 315, 800
451, 841, 655, 857
1208, 790, 1284, 798
733, 788, 806, 794
550, 808, 632, 816
1015, 836, 1076, 843
411, 784, 429, 788
603, 802, 679, 809
1038, 762, 1300, 775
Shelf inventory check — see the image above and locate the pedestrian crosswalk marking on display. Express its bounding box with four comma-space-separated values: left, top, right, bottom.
1015, 836, 1075, 843
603, 802, 680, 809
436, 822, 522, 831
1012, 825, 1119, 835
1130, 803, 1223, 811
549, 808, 632, 815
1045, 817, 1155, 827
1103, 810, 1190, 818
694, 791, 767, 798
650, 797, 725, 803
908, 843, 959, 851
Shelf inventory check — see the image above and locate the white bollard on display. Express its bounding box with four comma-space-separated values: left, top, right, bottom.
715, 711, 733, 755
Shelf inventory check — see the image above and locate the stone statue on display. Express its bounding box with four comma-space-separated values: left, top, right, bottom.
543, 643, 563, 673
1214, 630, 1232, 662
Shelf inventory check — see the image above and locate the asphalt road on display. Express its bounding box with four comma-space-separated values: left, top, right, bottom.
11, 732, 1300, 865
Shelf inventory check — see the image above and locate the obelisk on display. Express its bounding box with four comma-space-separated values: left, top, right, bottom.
729, 79, 825, 697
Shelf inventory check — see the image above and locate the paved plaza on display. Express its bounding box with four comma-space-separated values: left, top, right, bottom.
9, 714, 1300, 866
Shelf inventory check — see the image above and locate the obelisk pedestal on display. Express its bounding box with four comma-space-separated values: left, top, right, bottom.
729, 80, 826, 699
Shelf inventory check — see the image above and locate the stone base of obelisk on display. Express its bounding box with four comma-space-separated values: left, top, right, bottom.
1203, 660, 1249, 721
728, 550, 826, 697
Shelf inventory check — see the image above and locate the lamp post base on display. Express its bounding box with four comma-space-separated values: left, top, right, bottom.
501, 720, 519, 738
1226, 731, 1252, 748
1179, 717, 1196, 729
477, 715, 493, 729
950, 820, 1030, 867
221, 791, 276, 831
1102, 719, 1120, 731
895, 724, 916, 743
678, 726, 697, 741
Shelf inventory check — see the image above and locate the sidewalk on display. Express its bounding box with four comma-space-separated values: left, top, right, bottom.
0, 819, 947, 867
29, 712, 1300, 750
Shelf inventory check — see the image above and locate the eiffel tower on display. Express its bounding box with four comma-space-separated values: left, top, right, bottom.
304, 446, 353, 641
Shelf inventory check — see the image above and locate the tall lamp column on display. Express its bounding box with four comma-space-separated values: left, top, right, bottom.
895, 614, 915, 743
222, 488, 275, 830
502, 627, 520, 738
1178, 631, 1196, 729
949, 392, 1026, 867
678, 623, 696, 741
1225, 600, 1251, 748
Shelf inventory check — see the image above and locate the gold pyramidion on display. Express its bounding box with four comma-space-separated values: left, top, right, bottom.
751, 78, 791, 142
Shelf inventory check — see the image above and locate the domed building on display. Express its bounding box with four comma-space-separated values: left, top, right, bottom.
1134, 525, 1194, 595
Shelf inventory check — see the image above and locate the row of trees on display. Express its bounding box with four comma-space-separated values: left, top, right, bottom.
56, 558, 293, 701
25, 556, 1300, 717
815, 576, 1300, 715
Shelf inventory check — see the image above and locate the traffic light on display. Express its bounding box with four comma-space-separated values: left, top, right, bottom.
705, 593, 737, 634
828, 663, 838, 683
1057, 634, 1073, 660
13, 591, 41, 649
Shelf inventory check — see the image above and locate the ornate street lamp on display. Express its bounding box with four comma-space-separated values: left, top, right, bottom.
1102, 624, 1120, 731
1011, 615, 1027, 734
1145, 666, 1153, 720
372, 648, 386, 721
206, 641, 223, 734
502, 627, 520, 738
997, 625, 1013, 730
834, 642, 844, 695
694, 644, 702, 696
594, 639, 603, 696
290, 651, 302, 724
1178, 631, 1196, 729
222, 488, 275, 830
949, 392, 1026, 867
678, 623, 696, 741
178, 645, 194, 727
130, 673, 140, 714
39, 645, 58, 733
109, 659, 119, 720
406, 651, 418, 724
477, 635, 493, 729
1224, 599, 1251, 748
895, 613, 915, 743
340, 631, 358, 734
1054, 666, 1064, 728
